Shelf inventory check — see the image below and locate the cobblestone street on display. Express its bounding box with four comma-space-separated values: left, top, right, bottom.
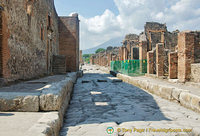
60, 65, 200, 136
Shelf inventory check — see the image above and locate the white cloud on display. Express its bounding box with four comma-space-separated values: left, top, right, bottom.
80, 0, 200, 50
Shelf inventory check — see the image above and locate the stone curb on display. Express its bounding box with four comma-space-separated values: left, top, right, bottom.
110, 71, 200, 113
0, 72, 78, 112
0, 92, 40, 112
25, 72, 78, 136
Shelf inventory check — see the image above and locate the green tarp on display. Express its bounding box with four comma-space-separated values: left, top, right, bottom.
111, 59, 147, 76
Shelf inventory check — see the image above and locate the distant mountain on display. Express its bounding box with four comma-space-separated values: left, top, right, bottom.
82, 36, 124, 54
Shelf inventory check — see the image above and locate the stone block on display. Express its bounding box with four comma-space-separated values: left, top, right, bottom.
149, 83, 160, 96
190, 94, 200, 112
0, 92, 40, 112
77, 70, 83, 77
179, 92, 192, 109
40, 79, 73, 111
191, 63, 200, 83
159, 86, 173, 100
112, 79, 122, 83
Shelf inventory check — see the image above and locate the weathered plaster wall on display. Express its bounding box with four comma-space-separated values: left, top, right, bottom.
0, 0, 59, 82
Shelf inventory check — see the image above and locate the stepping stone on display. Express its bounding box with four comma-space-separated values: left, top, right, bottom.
81, 80, 90, 83
112, 79, 122, 83
97, 79, 107, 82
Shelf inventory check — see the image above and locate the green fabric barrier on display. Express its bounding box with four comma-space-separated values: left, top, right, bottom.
111, 59, 147, 76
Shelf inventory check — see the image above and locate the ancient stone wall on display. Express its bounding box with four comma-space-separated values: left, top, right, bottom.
0, 0, 59, 82
145, 22, 167, 51
165, 31, 178, 51
145, 22, 177, 52
139, 41, 147, 60
123, 34, 139, 60
59, 14, 79, 72
194, 32, 200, 63
147, 51, 154, 74
191, 63, 200, 82
90, 22, 199, 83
169, 52, 178, 79
178, 31, 195, 82
52, 55, 66, 74
156, 43, 165, 77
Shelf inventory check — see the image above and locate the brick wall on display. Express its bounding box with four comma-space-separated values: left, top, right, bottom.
156, 43, 165, 77
147, 51, 154, 74
168, 52, 178, 79
58, 14, 79, 72
178, 31, 195, 82
194, 32, 200, 63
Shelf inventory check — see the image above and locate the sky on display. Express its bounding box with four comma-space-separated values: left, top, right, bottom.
54, 0, 200, 50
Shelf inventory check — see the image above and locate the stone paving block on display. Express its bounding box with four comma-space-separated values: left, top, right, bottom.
0, 92, 40, 112
77, 70, 83, 77
97, 79, 107, 82
81, 80, 90, 83
40, 79, 73, 111
112, 79, 123, 83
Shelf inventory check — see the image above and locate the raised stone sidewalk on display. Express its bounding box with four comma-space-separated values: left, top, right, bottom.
94, 65, 200, 114
0, 71, 82, 136
0, 73, 78, 112
109, 70, 200, 114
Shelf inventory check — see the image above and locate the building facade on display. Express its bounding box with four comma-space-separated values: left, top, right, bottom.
0, 0, 79, 84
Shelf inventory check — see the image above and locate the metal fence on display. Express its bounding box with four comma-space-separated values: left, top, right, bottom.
110, 59, 147, 76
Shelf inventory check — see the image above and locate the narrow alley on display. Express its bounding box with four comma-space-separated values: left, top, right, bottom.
60, 65, 200, 136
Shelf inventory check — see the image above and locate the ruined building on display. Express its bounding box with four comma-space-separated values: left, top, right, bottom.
90, 46, 119, 66
91, 22, 200, 83
0, 0, 79, 83
119, 34, 139, 60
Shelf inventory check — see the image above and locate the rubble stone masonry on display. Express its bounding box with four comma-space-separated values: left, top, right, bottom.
191, 63, 200, 82
0, 0, 59, 82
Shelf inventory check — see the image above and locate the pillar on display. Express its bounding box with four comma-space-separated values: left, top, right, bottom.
178, 32, 195, 82
168, 52, 178, 79
156, 43, 164, 77
147, 51, 154, 74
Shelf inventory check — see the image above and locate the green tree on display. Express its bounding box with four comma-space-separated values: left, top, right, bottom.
83, 54, 90, 58
82, 54, 93, 63
95, 48, 105, 54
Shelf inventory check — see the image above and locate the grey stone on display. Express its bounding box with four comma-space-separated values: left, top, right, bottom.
112, 79, 122, 83
0, 92, 40, 112
97, 79, 107, 82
